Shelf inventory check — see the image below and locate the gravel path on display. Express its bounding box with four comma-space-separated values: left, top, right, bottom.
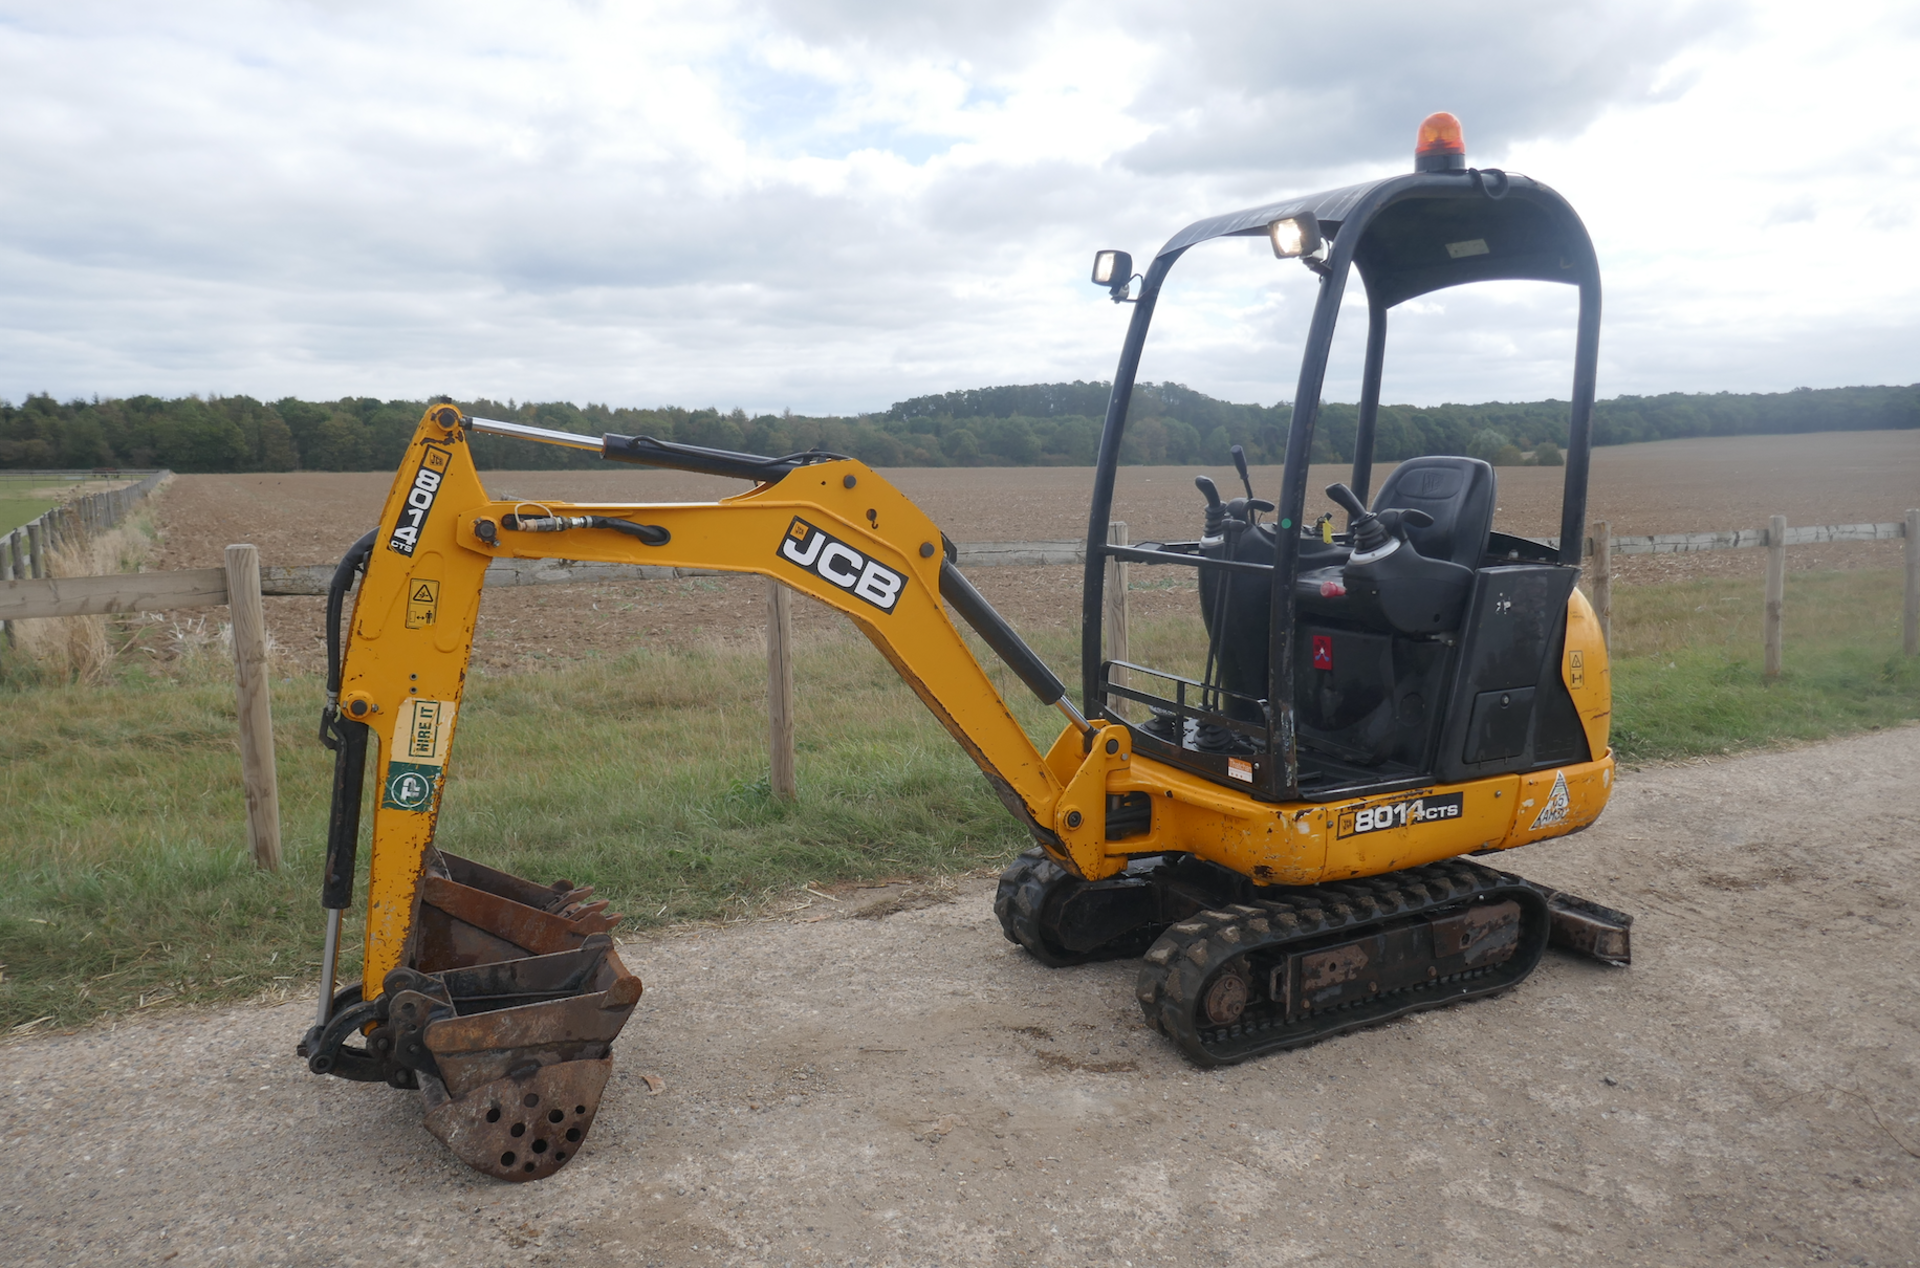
5, 728, 1918, 1267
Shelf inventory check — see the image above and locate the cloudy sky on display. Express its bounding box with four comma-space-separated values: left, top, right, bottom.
2, 0, 1916, 414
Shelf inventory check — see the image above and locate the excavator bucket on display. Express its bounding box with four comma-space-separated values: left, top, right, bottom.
301, 850, 641, 1182
406, 852, 641, 1181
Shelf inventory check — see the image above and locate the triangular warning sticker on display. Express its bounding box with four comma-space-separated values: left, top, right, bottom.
1530, 770, 1572, 830
413, 583, 434, 602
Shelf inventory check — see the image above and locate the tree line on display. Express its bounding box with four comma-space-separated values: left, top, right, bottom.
0, 382, 1913, 474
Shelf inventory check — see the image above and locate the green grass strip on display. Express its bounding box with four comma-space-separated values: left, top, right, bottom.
2, 567, 1916, 1029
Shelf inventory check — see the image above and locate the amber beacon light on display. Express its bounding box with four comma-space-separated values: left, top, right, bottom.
1414, 111, 1467, 172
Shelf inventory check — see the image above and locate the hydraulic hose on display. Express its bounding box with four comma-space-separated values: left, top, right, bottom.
324, 529, 379, 708
318, 530, 377, 914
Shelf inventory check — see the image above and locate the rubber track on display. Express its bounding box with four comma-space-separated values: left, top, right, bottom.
1134, 859, 1548, 1067
994, 848, 1159, 967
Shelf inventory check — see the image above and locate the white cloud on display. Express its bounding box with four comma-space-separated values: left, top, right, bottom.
0, 0, 1913, 412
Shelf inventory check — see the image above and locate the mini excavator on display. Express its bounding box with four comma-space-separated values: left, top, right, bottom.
299, 112, 1632, 1181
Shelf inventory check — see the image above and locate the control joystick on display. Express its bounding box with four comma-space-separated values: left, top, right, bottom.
1325, 482, 1432, 560
1194, 475, 1227, 539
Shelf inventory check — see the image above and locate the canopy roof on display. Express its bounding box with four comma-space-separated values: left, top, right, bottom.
1155, 170, 1595, 309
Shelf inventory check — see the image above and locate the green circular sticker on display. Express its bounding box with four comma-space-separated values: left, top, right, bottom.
1280, 518, 1293, 529
387, 769, 433, 810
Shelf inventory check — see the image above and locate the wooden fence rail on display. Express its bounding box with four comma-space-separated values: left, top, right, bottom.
0, 469, 170, 642
3, 512, 1913, 866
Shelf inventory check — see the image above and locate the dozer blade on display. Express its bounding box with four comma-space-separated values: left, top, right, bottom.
303, 850, 642, 1182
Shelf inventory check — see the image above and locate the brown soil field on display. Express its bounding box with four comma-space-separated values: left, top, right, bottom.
137, 430, 1918, 675
5, 727, 1918, 1267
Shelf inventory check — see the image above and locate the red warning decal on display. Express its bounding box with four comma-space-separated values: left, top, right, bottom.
1312, 634, 1333, 671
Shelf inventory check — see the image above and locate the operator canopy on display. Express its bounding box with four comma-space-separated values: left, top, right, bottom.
1154, 114, 1596, 310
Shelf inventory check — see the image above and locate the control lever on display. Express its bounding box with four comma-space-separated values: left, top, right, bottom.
1230, 445, 1256, 503
1325, 483, 1432, 557
1195, 475, 1228, 538
1325, 482, 1368, 521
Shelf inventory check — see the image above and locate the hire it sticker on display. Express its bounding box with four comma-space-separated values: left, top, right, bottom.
381, 698, 457, 812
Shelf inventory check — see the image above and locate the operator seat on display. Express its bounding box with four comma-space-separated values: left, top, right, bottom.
1371, 456, 1496, 569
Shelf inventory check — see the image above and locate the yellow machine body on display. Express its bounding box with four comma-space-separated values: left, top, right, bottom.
343, 406, 1614, 994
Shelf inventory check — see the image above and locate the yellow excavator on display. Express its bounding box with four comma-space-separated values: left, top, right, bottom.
298, 113, 1631, 1181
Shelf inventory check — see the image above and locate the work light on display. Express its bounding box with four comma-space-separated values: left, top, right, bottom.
1091, 250, 1131, 287
1268, 216, 1322, 260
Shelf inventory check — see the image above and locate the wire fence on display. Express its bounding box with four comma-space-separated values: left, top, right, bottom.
1, 469, 170, 594
2, 506, 1915, 870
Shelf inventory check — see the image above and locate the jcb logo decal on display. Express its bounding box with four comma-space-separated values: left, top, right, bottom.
777, 517, 905, 612
387, 445, 452, 556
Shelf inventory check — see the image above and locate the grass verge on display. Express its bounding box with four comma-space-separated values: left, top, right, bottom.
0, 633, 1053, 1031
2, 566, 1916, 1030
1607, 568, 1920, 762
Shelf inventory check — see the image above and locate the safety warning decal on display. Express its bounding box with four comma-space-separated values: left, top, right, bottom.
1336, 791, 1464, 838
405, 578, 440, 629
1530, 770, 1571, 829
1568, 649, 1585, 690
776, 516, 906, 612
387, 445, 453, 556
1311, 634, 1334, 671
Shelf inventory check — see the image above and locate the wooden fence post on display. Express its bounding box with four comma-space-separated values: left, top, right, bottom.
1590, 520, 1612, 649
766, 579, 797, 801
1105, 521, 1130, 715
26, 520, 45, 579
1764, 514, 1787, 680
225, 544, 282, 872
1, 530, 13, 647
1905, 508, 1919, 658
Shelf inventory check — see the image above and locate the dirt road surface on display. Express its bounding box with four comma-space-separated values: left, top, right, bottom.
5, 728, 1918, 1268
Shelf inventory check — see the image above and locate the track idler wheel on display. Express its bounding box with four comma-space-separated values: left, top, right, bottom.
994, 848, 1163, 966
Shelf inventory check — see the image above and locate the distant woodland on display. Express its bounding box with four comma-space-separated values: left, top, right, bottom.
0, 381, 1914, 474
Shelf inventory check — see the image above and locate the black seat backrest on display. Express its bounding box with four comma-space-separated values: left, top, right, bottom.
1371, 456, 1496, 569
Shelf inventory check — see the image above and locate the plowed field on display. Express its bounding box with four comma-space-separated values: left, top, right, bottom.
138, 430, 1918, 675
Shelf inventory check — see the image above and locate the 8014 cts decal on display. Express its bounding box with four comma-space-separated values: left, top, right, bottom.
1337, 791, 1464, 838
387, 445, 453, 556
777, 517, 905, 611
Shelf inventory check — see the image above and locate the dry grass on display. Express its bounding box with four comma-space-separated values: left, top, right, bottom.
8, 511, 160, 685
